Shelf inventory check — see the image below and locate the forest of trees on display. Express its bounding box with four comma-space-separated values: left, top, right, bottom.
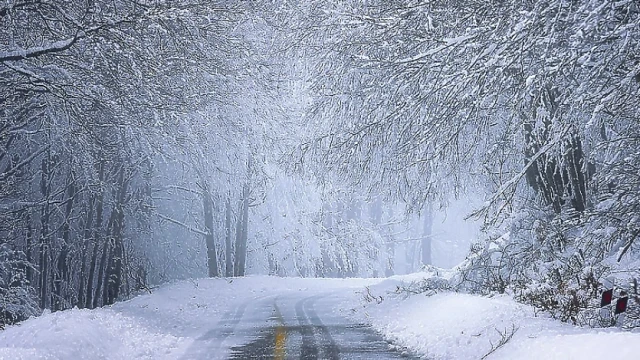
1, 0, 639, 328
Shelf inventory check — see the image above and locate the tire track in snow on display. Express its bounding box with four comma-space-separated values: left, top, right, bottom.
304, 295, 340, 360
295, 296, 319, 359
179, 297, 255, 359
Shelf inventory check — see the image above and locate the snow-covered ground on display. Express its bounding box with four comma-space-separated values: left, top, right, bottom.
0, 274, 638, 359
348, 272, 640, 359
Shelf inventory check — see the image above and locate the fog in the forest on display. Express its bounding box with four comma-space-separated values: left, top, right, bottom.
2, 0, 639, 328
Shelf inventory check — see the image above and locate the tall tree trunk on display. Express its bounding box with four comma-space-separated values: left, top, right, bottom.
421, 202, 433, 266
85, 241, 99, 308
203, 190, 219, 277
96, 238, 110, 308
233, 197, 243, 276
107, 166, 128, 304
241, 184, 249, 273
566, 134, 587, 212
523, 87, 588, 214
95, 203, 115, 309
106, 238, 124, 304
122, 245, 130, 298
54, 178, 75, 311
385, 205, 394, 277
225, 196, 233, 277
234, 183, 249, 277
370, 198, 383, 276
39, 155, 52, 309
86, 159, 105, 308
77, 197, 95, 309
25, 211, 34, 285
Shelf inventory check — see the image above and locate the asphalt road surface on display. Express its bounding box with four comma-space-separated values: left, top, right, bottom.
181, 291, 419, 359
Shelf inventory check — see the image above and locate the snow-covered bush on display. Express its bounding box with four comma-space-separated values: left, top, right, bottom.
0, 243, 39, 327
453, 232, 515, 295
454, 200, 639, 328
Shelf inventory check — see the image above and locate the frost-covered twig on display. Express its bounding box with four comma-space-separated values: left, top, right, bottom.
481, 324, 519, 359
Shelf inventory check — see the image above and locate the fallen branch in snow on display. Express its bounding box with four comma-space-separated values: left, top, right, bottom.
360, 286, 384, 304
395, 277, 452, 298
481, 324, 519, 359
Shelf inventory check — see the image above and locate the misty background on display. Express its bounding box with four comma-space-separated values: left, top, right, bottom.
1, 0, 638, 328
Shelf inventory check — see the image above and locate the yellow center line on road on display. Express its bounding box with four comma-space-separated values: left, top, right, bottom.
273, 299, 287, 360
274, 325, 286, 360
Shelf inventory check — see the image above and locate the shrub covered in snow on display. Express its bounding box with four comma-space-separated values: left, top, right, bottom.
453, 202, 639, 328
0, 243, 39, 327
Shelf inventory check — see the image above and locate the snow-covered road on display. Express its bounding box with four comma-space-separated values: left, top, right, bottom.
1, 274, 639, 359
182, 291, 415, 359
0, 277, 415, 359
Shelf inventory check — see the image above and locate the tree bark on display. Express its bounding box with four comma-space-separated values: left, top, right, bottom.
234, 184, 249, 277
39, 155, 52, 309
25, 211, 34, 285
54, 179, 75, 310
95, 205, 115, 309
77, 196, 95, 309
421, 202, 433, 266
107, 166, 128, 304
86, 159, 105, 308
203, 190, 219, 277
225, 196, 233, 277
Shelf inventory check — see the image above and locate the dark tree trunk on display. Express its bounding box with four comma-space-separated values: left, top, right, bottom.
95, 208, 114, 309
39, 155, 52, 309
566, 134, 587, 212
25, 211, 34, 285
106, 236, 123, 305
97, 181, 120, 307
97, 239, 110, 308
77, 197, 95, 309
54, 179, 75, 310
107, 166, 128, 304
523, 87, 589, 214
234, 183, 249, 277
85, 241, 99, 308
86, 159, 105, 308
203, 190, 219, 277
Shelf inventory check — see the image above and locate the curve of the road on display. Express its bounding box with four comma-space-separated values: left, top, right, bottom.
182, 291, 418, 359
